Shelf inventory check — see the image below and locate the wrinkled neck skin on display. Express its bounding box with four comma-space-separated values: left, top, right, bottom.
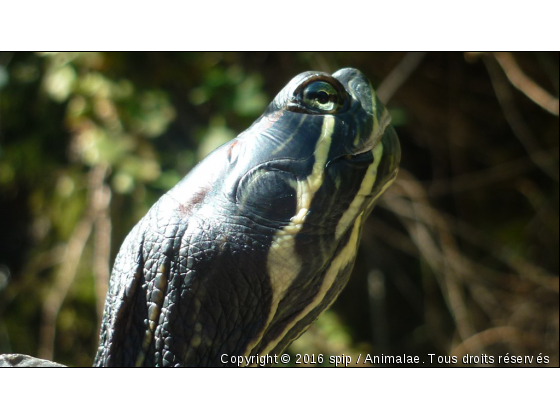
159, 120, 397, 364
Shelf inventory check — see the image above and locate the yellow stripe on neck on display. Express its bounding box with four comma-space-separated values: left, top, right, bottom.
259, 212, 365, 357
335, 140, 383, 240
242, 116, 335, 359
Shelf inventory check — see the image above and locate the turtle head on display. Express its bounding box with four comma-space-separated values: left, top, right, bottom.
229, 68, 400, 232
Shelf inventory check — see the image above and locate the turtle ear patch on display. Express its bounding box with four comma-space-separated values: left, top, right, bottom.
236, 168, 298, 222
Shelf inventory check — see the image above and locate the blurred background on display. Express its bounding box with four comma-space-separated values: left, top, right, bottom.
0, 52, 557, 367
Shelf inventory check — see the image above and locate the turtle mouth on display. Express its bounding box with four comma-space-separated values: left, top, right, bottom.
346, 148, 373, 161
349, 138, 375, 157
342, 127, 380, 161
330, 145, 374, 169
344, 97, 392, 160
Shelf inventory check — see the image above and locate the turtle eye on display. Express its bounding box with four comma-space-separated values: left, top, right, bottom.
302, 81, 342, 112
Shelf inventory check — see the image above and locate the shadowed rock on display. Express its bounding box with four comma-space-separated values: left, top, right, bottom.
0, 353, 66, 367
